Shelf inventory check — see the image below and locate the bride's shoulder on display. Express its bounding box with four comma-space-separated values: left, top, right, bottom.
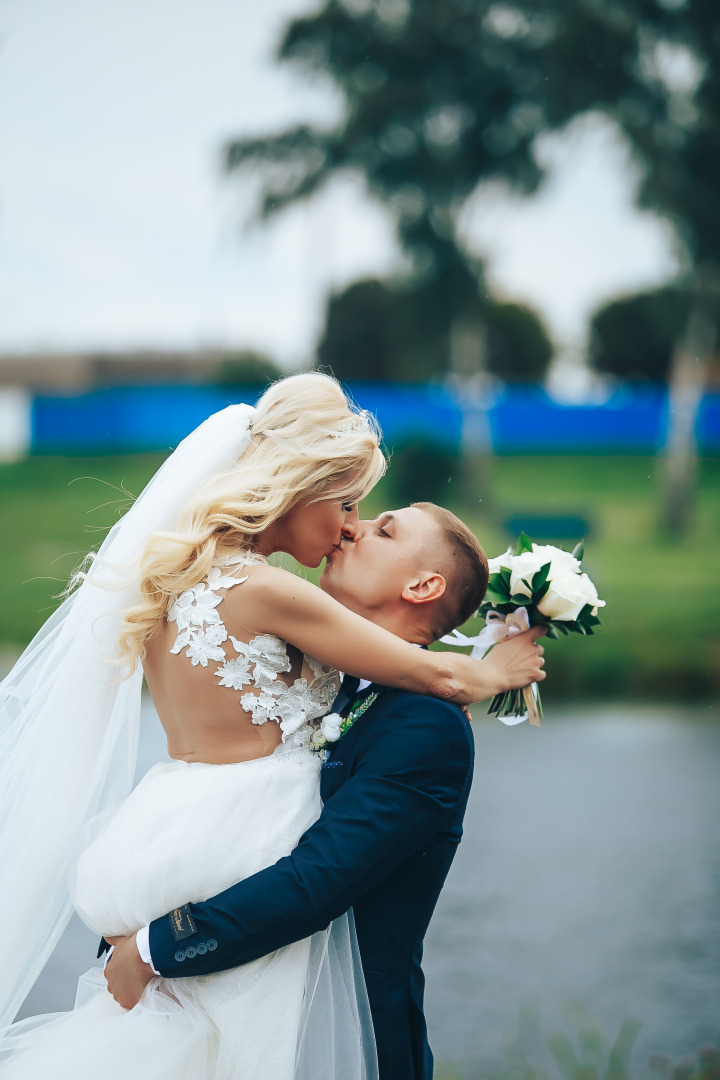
220, 561, 319, 615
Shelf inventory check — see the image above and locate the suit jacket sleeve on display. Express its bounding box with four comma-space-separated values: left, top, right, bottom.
148, 698, 472, 978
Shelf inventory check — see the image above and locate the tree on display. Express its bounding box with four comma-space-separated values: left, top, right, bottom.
224, 0, 711, 359
317, 277, 552, 381
483, 299, 553, 382
589, 288, 691, 382
213, 350, 284, 386
317, 278, 444, 382
224, 0, 720, 532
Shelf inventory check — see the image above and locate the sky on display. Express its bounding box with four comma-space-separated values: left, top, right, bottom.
0, 0, 683, 375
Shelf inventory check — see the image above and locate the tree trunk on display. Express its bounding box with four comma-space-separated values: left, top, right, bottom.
661, 271, 717, 537
445, 318, 495, 505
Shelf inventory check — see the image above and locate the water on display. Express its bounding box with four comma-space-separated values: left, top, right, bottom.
17, 701, 720, 1074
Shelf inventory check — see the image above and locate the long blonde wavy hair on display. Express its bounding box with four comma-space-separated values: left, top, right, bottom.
116, 372, 385, 669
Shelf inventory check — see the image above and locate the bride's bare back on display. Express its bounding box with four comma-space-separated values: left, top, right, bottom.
143, 553, 338, 765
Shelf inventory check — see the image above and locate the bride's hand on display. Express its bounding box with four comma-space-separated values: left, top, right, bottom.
104, 934, 155, 1010
482, 625, 546, 696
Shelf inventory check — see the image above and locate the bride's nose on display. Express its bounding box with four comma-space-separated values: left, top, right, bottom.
341, 506, 360, 542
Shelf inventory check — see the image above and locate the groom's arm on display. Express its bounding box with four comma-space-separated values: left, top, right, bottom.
148, 699, 472, 979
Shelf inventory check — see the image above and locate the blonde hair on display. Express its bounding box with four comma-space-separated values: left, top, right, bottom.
117, 372, 385, 669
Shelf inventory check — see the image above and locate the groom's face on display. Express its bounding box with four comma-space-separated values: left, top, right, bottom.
320, 506, 440, 618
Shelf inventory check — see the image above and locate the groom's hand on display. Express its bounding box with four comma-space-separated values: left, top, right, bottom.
104, 934, 155, 1010
485, 625, 546, 695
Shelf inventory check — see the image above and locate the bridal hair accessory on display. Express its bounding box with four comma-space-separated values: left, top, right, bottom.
442, 533, 605, 727
330, 410, 374, 438
0, 403, 255, 1029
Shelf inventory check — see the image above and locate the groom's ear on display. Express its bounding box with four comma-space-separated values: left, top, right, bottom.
401, 572, 446, 607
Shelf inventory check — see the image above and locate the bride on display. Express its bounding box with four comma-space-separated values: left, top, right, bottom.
0, 372, 539, 1079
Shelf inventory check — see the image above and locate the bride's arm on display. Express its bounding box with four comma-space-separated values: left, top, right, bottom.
228, 566, 544, 705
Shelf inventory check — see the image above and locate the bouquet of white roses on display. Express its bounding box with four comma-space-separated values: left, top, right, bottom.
442, 532, 605, 726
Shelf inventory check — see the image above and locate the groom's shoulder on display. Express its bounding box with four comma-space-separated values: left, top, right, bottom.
374, 686, 466, 723
368, 687, 474, 759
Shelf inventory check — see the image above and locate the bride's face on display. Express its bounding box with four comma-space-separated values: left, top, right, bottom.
273, 490, 361, 568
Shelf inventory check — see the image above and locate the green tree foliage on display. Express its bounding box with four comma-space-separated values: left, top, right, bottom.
226, 0, 687, 257
385, 438, 463, 504
627, 3, 720, 270
213, 350, 284, 386
484, 299, 553, 382
317, 277, 552, 381
589, 287, 691, 382
224, 1, 719, 338
318, 278, 443, 381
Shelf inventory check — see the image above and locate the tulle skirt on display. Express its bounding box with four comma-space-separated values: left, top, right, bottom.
0, 743, 377, 1079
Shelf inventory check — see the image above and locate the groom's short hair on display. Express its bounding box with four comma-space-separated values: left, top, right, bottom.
412, 503, 489, 641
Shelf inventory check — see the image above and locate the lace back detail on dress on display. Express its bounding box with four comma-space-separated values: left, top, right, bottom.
167, 553, 338, 743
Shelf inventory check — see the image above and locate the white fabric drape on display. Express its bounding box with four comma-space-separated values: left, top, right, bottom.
0, 403, 255, 1028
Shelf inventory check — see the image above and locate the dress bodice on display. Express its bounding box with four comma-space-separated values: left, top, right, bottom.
167, 552, 338, 746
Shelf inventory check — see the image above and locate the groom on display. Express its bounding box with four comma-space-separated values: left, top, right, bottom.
105, 501, 545, 1078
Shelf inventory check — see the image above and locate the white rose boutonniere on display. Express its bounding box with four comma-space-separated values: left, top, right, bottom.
311, 693, 380, 755
442, 532, 605, 727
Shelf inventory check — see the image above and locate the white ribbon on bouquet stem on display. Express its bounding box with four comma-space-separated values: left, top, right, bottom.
441, 608, 540, 726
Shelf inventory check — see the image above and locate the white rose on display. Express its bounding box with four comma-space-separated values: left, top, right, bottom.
508, 550, 553, 598
488, 547, 514, 575
320, 713, 343, 742
536, 570, 606, 621
531, 544, 581, 576
507, 544, 582, 600
312, 729, 326, 747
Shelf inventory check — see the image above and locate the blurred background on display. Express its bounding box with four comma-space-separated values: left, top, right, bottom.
1, 0, 718, 1076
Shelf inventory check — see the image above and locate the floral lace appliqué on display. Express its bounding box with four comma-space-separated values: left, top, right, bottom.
168, 553, 338, 743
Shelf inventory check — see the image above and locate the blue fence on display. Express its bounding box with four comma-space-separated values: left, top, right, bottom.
30, 382, 720, 454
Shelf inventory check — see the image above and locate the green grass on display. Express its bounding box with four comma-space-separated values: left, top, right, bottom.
1, 454, 718, 700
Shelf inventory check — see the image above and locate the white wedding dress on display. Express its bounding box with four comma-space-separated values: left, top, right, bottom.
0, 553, 376, 1079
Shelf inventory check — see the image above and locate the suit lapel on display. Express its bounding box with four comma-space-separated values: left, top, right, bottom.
326, 684, 387, 762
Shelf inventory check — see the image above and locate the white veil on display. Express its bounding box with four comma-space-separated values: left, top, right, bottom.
0, 403, 255, 1029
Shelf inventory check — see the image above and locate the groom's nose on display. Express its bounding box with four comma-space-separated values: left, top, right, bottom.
351, 519, 374, 542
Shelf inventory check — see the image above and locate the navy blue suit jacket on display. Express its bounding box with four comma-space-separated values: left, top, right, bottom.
148, 687, 474, 1080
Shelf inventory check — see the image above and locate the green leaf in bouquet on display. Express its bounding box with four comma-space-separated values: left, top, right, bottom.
517, 532, 533, 555
572, 539, 584, 562
527, 609, 548, 628
553, 621, 569, 635
510, 594, 532, 606
576, 604, 603, 630
498, 566, 512, 588
487, 573, 511, 599
533, 580, 551, 603
530, 561, 552, 595
544, 624, 560, 639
